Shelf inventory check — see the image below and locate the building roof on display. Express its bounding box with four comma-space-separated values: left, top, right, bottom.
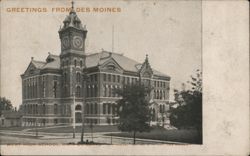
26, 51, 169, 78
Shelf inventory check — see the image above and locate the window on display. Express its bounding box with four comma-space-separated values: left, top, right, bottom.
108, 104, 111, 114
54, 104, 58, 114
53, 81, 57, 98
108, 74, 111, 82
80, 60, 83, 67
54, 119, 58, 124
112, 75, 116, 82
103, 103, 106, 114
43, 104, 46, 114
66, 60, 69, 66
76, 86, 81, 97
117, 75, 120, 83
94, 74, 97, 82
76, 105, 82, 110
86, 104, 89, 114
90, 104, 93, 114
2, 119, 4, 125
108, 86, 112, 97
74, 60, 77, 67
76, 72, 81, 82
104, 85, 107, 97
126, 77, 129, 84
103, 74, 106, 81
94, 103, 97, 114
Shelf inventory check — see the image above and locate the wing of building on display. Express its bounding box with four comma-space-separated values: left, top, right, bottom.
20, 4, 171, 127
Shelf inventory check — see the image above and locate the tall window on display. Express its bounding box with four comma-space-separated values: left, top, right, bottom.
94, 103, 97, 114
53, 81, 57, 98
108, 85, 112, 97
74, 60, 77, 67
90, 104, 93, 114
80, 60, 83, 67
54, 104, 58, 114
112, 75, 116, 82
76, 72, 81, 82
76, 86, 81, 97
42, 76, 45, 98
103, 103, 106, 114
117, 75, 120, 83
104, 85, 107, 97
108, 74, 111, 82
108, 104, 111, 114
86, 104, 89, 114
43, 104, 46, 114
103, 73, 106, 81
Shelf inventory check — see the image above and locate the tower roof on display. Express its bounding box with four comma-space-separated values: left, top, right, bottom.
59, 1, 86, 32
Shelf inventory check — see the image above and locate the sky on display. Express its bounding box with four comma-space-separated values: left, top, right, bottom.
0, 0, 201, 108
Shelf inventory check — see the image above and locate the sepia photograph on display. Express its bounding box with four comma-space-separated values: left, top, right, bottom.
0, 0, 202, 146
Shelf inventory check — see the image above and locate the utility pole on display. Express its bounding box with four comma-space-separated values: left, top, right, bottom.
81, 72, 88, 143
72, 92, 76, 138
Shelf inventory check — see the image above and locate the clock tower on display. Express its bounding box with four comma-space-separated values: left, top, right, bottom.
59, 1, 87, 98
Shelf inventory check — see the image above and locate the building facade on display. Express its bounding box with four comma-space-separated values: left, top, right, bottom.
20, 4, 171, 127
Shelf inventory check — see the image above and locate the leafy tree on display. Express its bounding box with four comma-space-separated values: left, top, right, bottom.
169, 69, 202, 143
0, 97, 13, 115
115, 83, 152, 144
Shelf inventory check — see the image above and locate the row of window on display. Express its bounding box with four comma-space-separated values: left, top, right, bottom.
103, 73, 139, 84
154, 90, 166, 100
103, 85, 121, 97
154, 81, 167, 88
103, 103, 117, 115
23, 104, 70, 115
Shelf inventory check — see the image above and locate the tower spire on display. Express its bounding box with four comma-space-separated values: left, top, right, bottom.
70, 0, 76, 14
71, 1, 74, 10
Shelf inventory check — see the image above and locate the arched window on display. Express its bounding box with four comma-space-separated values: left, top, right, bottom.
76, 86, 81, 97
75, 104, 82, 110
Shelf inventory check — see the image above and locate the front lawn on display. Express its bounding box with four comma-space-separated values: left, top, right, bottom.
106, 127, 202, 144
29, 125, 119, 133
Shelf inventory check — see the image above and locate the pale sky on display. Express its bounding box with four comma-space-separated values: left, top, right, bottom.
0, 0, 201, 108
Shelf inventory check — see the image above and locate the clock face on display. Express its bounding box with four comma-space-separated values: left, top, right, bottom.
73, 36, 83, 49
62, 36, 70, 49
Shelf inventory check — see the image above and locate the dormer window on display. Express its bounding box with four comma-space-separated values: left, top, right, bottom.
107, 64, 115, 70
29, 69, 34, 74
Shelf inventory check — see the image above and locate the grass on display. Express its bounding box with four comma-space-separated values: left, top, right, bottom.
29, 125, 119, 133
105, 127, 202, 144
0, 127, 30, 131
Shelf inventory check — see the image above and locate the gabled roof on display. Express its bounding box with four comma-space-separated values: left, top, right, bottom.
24, 51, 169, 78
43, 54, 60, 69
31, 60, 46, 69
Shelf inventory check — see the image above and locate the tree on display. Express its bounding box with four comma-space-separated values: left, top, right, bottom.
115, 83, 152, 144
169, 69, 202, 143
0, 97, 13, 115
